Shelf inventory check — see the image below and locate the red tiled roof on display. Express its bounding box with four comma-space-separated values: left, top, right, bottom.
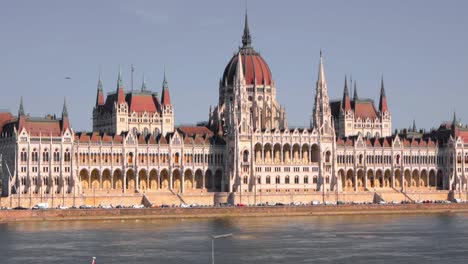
127, 93, 157, 112
0, 112, 13, 133
178, 126, 214, 137
353, 100, 378, 120
223, 51, 273, 86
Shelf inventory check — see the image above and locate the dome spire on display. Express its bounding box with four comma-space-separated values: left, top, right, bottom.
18, 96, 25, 117
242, 7, 252, 47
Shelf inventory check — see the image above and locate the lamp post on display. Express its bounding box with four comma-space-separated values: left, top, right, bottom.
211, 233, 232, 264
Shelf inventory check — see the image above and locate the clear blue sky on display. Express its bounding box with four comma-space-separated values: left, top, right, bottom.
1, 0, 467, 132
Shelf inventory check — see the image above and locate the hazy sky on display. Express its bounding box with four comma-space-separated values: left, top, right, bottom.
1, 0, 467, 132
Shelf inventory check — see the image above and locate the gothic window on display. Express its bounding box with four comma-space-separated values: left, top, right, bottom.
266, 176, 271, 184
275, 176, 280, 184
54, 149, 60, 162
257, 176, 261, 184
128, 152, 134, 164
325, 151, 331, 163
304, 176, 309, 184
243, 176, 248, 184
285, 176, 290, 184
20, 148, 27, 162
174, 153, 180, 164
243, 150, 249, 162
42, 149, 49, 162
294, 176, 299, 184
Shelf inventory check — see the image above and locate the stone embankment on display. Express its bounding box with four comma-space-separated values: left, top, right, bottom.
1, 203, 468, 222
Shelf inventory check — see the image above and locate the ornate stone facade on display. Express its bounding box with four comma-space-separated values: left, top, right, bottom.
1, 13, 468, 204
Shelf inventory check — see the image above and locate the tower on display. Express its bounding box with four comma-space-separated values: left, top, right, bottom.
160, 70, 174, 135
312, 51, 334, 136
378, 76, 391, 137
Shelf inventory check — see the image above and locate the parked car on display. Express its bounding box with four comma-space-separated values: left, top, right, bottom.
56, 205, 69, 210
13, 206, 28, 210
32, 203, 49, 210
311, 200, 321, 205
180, 203, 190, 208
79, 205, 92, 209
132, 204, 145, 209
160, 204, 170, 208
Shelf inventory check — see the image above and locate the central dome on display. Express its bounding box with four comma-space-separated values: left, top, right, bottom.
222, 48, 273, 86
221, 12, 273, 87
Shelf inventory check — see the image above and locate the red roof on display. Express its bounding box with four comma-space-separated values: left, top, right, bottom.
222, 49, 273, 86
127, 93, 157, 112
178, 126, 214, 137
0, 112, 13, 133
353, 100, 378, 120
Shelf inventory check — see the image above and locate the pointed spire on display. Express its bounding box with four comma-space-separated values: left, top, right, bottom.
97, 72, 103, 91
412, 119, 416, 132
379, 75, 388, 113
62, 97, 68, 117
342, 75, 351, 111
317, 50, 326, 84
141, 73, 147, 91
18, 96, 25, 116
116, 66, 125, 104
161, 69, 171, 106
353, 81, 358, 100
453, 111, 458, 127
242, 7, 252, 47
117, 65, 123, 88
96, 73, 105, 106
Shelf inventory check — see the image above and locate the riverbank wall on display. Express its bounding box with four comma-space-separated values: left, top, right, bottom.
1, 203, 468, 222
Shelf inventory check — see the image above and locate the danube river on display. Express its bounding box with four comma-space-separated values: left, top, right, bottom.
1, 213, 467, 263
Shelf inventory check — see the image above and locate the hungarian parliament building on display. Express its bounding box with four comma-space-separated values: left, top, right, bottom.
1, 13, 468, 201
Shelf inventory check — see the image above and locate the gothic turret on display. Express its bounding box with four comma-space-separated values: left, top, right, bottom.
62, 98, 70, 131
116, 66, 125, 104
95, 73, 105, 107
161, 70, 171, 107
342, 75, 351, 112
353, 81, 358, 100
242, 10, 252, 47
379, 76, 388, 113
18, 96, 25, 117
312, 51, 333, 135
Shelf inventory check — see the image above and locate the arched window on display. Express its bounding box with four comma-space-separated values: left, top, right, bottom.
257, 176, 261, 184
54, 149, 60, 162
304, 176, 309, 184
396, 154, 400, 165
275, 176, 280, 184
285, 176, 290, 184
21, 148, 27, 162
174, 153, 180, 163
325, 151, 331, 163
128, 152, 134, 163
243, 176, 248, 184
266, 176, 271, 184
243, 150, 249, 162
294, 175, 299, 184
42, 149, 49, 162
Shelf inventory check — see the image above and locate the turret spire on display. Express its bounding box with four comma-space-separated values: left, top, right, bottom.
141, 73, 147, 91
353, 81, 358, 100
242, 8, 252, 47
62, 97, 68, 117
379, 75, 388, 113
317, 50, 326, 84
412, 119, 416, 132
342, 75, 351, 111
161, 69, 171, 106
18, 96, 25, 116
96, 73, 105, 106
116, 66, 125, 104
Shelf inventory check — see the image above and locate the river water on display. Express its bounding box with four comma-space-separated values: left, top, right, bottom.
0, 213, 467, 263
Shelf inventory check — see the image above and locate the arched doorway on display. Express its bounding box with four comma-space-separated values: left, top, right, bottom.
79, 169, 89, 191
160, 169, 169, 190
394, 169, 402, 188
214, 170, 223, 192
205, 170, 213, 190
172, 169, 182, 192
139, 169, 148, 190
102, 169, 111, 190
91, 169, 100, 190
126, 170, 136, 190
195, 169, 203, 189
367, 170, 375, 188
149, 169, 158, 190
113, 169, 123, 191
184, 170, 193, 190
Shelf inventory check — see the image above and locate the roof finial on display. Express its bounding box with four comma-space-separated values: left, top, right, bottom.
117, 65, 123, 88
380, 75, 386, 97
242, 6, 252, 47
18, 96, 25, 116
317, 51, 326, 84
62, 97, 68, 117
141, 73, 147, 91
453, 111, 458, 127
353, 81, 358, 100
97, 71, 103, 91
163, 66, 168, 90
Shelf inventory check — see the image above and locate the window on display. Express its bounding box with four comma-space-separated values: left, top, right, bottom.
294, 176, 299, 184
243, 176, 248, 184
32, 149, 38, 162
266, 176, 271, 184
285, 176, 290, 184
257, 176, 261, 184
304, 176, 309, 184
275, 176, 280, 184
43, 149, 49, 162
243, 150, 249, 162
